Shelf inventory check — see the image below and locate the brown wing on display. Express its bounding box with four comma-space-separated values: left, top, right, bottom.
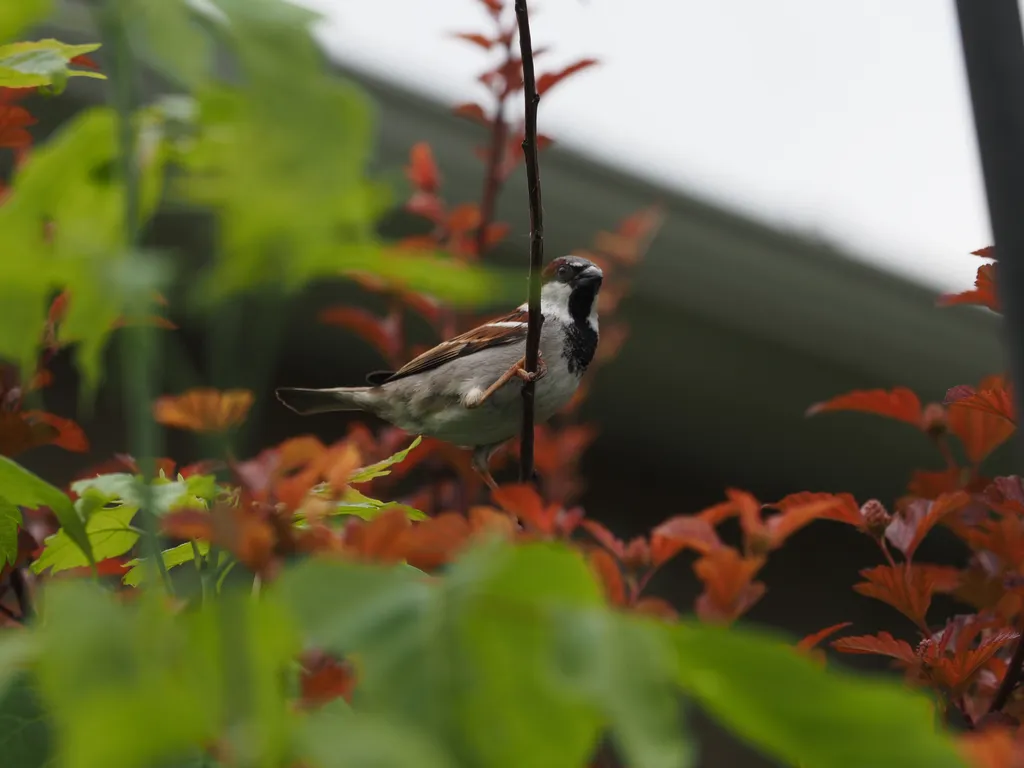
375, 307, 530, 384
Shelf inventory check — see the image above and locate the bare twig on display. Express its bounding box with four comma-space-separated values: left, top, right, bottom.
954, 0, 1024, 714
515, 0, 544, 484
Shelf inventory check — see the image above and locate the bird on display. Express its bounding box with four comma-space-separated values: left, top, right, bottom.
275, 254, 603, 489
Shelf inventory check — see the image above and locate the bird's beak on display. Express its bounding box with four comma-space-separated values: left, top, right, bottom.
577, 264, 604, 286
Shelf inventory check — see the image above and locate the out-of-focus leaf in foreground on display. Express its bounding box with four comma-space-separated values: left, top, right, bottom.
34, 581, 299, 768
0, 107, 170, 397
0, 1, 51, 45
168, 0, 515, 308
673, 622, 966, 768
276, 541, 692, 768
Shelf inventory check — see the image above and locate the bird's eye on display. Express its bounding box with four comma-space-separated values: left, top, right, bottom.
556, 263, 573, 281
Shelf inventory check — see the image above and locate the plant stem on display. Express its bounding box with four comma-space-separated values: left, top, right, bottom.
191, 540, 208, 604
97, 0, 173, 594
514, 0, 544, 484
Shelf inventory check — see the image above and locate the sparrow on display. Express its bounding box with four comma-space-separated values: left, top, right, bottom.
275, 254, 603, 489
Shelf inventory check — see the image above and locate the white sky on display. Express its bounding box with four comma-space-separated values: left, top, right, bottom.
295, 0, 1001, 293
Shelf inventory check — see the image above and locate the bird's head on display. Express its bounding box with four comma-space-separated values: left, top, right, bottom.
539, 255, 603, 325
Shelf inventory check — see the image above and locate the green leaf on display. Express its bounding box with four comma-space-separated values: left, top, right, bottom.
0, 40, 106, 88
672, 622, 966, 768
122, 540, 210, 587
121, 0, 212, 88
167, 1, 515, 309
0, 673, 52, 768
276, 542, 616, 768
348, 436, 423, 484
0, 456, 91, 567
31, 500, 138, 575
553, 613, 692, 768
331, 487, 426, 521
0, 629, 37, 700
340, 249, 522, 308
298, 709, 457, 768
34, 581, 300, 768
0, 500, 22, 567
0, 107, 170, 398
71, 471, 218, 516
0, 1, 51, 44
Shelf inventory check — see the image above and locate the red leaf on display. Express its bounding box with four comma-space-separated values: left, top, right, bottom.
492, 484, 559, 534
451, 32, 494, 50
163, 505, 275, 574
938, 264, 1000, 312
405, 191, 445, 223
982, 476, 1024, 516
884, 491, 970, 561
773, 491, 864, 530
318, 307, 402, 365
831, 632, 919, 665
447, 203, 482, 235
19, 411, 89, 453
958, 727, 1024, 768
972, 246, 996, 260
536, 58, 599, 96
477, 0, 503, 14
299, 653, 355, 709
946, 377, 1016, 464
632, 596, 678, 621
908, 468, 971, 499
406, 142, 440, 194
763, 495, 847, 548
693, 547, 766, 624
452, 102, 489, 125
483, 222, 510, 249
945, 380, 1016, 423
153, 388, 254, 434
649, 515, 721, 565
587, 547, 626, 606
69, 54, 100, 70
397, 513, 472, 571
343, 508, 411, 565
0, 104, 35, 150
580, 519, 626, 559
853, 565, 938, 628
806, 387, 923, 427
796, 622, 852, 652
935, 628, 1020, 691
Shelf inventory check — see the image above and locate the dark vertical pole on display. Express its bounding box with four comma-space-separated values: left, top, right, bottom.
515, 0, 545, 484
954, 0, 1024, 713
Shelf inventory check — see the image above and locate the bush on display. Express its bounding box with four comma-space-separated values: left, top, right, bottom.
0, 1, 1014, 766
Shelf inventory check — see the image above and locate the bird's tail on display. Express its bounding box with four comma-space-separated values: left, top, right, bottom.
275, 386, 373, 416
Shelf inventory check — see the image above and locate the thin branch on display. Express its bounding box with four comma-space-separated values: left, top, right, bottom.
515, 0, 544, 484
